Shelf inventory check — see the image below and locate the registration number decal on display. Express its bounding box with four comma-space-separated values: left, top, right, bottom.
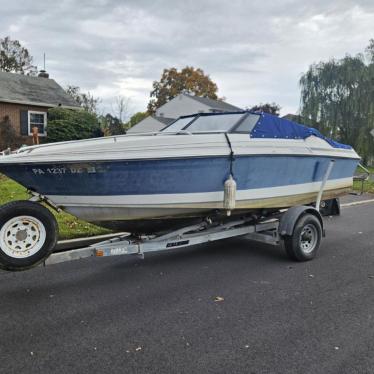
32, 165, 105, 175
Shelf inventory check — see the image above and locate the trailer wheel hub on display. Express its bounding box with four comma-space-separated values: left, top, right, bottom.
299, 224, 318, 254
0, 216, 47, 259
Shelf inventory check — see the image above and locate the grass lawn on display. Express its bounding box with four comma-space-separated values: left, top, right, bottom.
0, 174, 111, 240
353, 179, 374, 194
354, 165, 374, 194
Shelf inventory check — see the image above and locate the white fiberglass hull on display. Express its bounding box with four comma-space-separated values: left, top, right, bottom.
0, 133, 360, 232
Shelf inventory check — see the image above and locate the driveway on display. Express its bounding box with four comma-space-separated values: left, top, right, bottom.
0, 200, 373, 374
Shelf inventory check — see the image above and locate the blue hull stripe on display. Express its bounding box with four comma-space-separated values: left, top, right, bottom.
0, 156, 358, 196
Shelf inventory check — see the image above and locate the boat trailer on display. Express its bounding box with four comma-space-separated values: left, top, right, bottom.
45, 217, 283, 266
0, 161, 338, 271
44, 201, 330, 267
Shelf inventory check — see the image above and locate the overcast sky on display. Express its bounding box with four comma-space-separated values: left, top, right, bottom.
1, 0, 373, 117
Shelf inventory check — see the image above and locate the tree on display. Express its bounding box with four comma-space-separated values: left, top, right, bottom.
0, 36, 37, 75
125, 112, 148, 130
0, 115, 17, 150
147, 66, 219, 113
65, 85, 101, 114
100, 113, 125, 136
113, 95, 131, 123
300, 41, 374, 163
47, 108, 103, 142
365, 38, 374, 62
249, 103, 281, 116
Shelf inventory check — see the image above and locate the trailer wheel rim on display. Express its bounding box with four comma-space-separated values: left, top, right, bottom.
0, 216, 47, 259
299, 223, 318, 254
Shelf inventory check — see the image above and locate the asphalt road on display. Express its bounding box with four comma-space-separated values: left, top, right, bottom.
0, 201, 373, 374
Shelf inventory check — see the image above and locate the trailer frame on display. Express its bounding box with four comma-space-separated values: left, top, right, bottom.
44, 216, 284, 266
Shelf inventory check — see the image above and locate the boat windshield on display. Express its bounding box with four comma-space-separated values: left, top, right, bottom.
186, 113, 244, 132
162, 116, 195, 133
233, 113, 260, 132
162, 112, 260, 133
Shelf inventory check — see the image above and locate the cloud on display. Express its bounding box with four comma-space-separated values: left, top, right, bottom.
1, 0, 373, 115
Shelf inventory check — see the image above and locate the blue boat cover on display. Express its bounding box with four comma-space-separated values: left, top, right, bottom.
250, 112, 351, 149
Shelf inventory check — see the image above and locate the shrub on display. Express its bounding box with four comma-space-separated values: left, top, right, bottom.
0, 115, 18, 150
47, 108, 103, 142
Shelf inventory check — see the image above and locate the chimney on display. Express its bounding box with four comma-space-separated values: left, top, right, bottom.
38, 70, 49, 78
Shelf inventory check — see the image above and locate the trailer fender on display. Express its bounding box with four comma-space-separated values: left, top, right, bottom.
279, 206, 324, 237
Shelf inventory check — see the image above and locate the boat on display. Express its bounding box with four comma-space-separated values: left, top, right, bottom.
0, 111, 360, 234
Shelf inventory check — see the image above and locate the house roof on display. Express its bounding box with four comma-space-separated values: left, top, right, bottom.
184, 93, 242, 112
153, 116, 175, 125
0, 71, 80, 109
128, 94, 242, 133
127, 115, 174, 133
127, 115, 173, 133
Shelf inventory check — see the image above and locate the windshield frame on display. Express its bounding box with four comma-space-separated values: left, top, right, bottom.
161, 111, 258, 134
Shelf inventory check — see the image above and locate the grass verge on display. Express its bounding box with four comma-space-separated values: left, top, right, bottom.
354, 166, 374, 194
353, 180, 374, 194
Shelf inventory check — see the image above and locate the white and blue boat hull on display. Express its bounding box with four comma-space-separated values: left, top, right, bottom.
0, 132, 359, 232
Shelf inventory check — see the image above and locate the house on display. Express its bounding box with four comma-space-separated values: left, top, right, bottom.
127, 92, 242, 133
0, 70, 79, 147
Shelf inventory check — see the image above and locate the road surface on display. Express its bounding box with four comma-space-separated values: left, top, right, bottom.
0, 201, 373, 374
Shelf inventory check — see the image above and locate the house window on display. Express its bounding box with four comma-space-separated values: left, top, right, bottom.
28, 111, 47, 136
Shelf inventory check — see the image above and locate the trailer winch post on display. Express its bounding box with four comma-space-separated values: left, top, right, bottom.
316, 160, 335, 212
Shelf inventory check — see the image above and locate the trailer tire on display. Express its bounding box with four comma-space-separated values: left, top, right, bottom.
283, 213, 322, 261
0, 201, 58, 271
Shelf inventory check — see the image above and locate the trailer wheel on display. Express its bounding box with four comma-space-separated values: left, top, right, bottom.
283, 213, 322, 261
0, 201, 58, 271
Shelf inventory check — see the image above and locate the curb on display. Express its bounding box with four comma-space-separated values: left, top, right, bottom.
341, 199, 374, 208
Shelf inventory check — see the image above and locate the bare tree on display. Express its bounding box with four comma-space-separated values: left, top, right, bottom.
113, 95, 132, 123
